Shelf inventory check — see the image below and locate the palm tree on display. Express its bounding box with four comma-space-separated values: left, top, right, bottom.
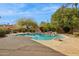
65, 3, 78, 15
74, 3, 78, 9
74, 3, 78, 16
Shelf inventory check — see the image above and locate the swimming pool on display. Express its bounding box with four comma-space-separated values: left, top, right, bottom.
16, 33, 64, 40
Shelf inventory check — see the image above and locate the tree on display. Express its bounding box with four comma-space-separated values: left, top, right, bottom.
16, 18, 38, 32
51, 7, 79, 33
39, 22, 49, 32
39, 21, 56, 32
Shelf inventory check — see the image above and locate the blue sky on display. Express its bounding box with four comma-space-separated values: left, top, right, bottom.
0, 3, 63, 25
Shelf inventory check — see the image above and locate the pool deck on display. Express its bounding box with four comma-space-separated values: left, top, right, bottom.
0, 34, 65, 56
33, 34, 79, 56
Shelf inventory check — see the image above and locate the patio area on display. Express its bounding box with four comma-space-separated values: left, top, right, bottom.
0, 34, 65, 56
33, 34, 79, 56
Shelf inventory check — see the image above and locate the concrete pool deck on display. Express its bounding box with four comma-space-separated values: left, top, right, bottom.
1, 33, 79, 56
33, 34, 79, 56
0, 34, 65, 56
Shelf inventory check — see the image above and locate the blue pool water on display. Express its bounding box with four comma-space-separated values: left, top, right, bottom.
16, 33, 63, 40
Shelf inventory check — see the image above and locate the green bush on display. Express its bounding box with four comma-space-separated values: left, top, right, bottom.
50, 27, 56, 32
29, 29, 35, 32
12, 29, 17, 33
11, 29, 19, 33
5, 29, 11, 34
15, 28, 26, 33
0, 29, 6, 37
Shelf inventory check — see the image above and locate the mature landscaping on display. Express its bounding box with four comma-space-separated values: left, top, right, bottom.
0, 3, 79, 56
0, 3, 79, 37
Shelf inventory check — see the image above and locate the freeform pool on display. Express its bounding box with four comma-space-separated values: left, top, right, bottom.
16, 33, 63, 40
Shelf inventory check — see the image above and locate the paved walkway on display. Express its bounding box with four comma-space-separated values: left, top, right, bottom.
0, 35, 65, 56
33, 34, 79, 56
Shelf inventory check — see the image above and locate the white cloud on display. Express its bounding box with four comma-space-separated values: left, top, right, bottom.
41, 6, 59, 11
0, 10, 17, 16
0, 3, 60, 19
0, 4, 29, 16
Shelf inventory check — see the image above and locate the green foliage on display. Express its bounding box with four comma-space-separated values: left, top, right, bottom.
12, 29, 17, 33
16, 18, 38, 32
5, 29, 11, 34
0, 29, 6, 37
51, 7, 79, 33
39, 22, 56, 32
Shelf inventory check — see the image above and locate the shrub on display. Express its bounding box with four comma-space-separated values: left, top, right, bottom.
63, 27, 70, 33
11, 29, 19, 33
50, 27, 56, 32
12, 29, 17, 33
29, 29, 35, 32
5, 29, 11, 34
14, 28, 26, 33
0, 29, 6, 37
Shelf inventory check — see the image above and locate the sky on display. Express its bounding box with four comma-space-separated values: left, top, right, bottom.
0, 3, 63, 25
